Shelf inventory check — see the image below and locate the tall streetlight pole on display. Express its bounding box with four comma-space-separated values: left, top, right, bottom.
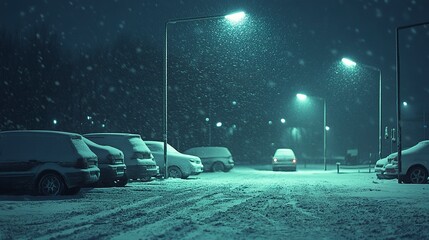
296, 93, 328, 171
163, 11, 246, 178
341, 57, 382, 161
396, 21, 429, 183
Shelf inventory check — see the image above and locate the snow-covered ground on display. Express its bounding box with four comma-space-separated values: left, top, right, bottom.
0, 164, 428, 240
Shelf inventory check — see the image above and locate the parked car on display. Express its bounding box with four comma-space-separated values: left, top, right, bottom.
83, 137, 128, 187
272, 148, 297, 171
0, 130, 100, 196
184, 147, 234, 172
84, 133, 159, 182
389, 140, 429, 184
374, 153, 398, 179
145, 141, 203, 179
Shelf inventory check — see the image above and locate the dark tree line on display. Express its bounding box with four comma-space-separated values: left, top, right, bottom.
0, 24, 163, 139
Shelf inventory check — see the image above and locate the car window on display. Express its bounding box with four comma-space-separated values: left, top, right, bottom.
146, 144, 162, 152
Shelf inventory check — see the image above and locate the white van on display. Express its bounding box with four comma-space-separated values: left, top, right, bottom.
0, 130, 100, 196
145, 141, 203, 179
84, 133, 159, 181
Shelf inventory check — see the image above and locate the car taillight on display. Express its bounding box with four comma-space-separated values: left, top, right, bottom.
133, 152, 152, 159
273, 158, 278, 162
292, 159, 297, 163
76, 158, 89, 169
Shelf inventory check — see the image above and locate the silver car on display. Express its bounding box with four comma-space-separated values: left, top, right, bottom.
184, 147, 234, 172
272, 148, 297, 171
145, 141, 203, 179
390, 141, 429, 184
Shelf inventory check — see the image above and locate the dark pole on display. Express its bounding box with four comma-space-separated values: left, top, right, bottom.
163, 22, 169, 178
163, 12, 246, 179
323, 98, 327, 171
396, 21, 429, 184
396, 26, 402, 184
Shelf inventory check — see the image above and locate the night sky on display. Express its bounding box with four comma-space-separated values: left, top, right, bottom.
1, 0, 429, 163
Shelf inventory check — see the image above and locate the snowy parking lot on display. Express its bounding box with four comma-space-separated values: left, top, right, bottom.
1, 164, 428, 240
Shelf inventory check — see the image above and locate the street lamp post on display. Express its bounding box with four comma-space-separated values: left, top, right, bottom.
396, 21, 429, 183
163, 11, 246, 178
341, 57, 382, 161
296, 93, 328, 171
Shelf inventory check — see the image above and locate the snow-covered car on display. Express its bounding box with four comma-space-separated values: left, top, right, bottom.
84, 133, 159, 182
390, 140, 429, 184
0, 130, 100, 196
145, 141, 203, 179
83, 137, 128, 187
184, 147, 234, 172
374, 153, 397, 179
272, 148, 297, 171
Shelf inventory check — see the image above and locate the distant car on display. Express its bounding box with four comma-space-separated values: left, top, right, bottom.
0, 130, 100, 196
184, 147, 234, 172
272, 148, 297, 171
374, 153, 397, 179
145, 141, 203, 179
390, 140, 429, 184
84, 133, 159, 182
83, 137, 128, 187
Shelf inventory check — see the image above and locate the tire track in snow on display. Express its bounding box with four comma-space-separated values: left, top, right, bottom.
31, 183, 206, 240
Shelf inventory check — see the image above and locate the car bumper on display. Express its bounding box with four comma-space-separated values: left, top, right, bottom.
127, 165, 159, 180
99, 164, 126, 182
190, 164, 204, 175
65, 167, 100, 188
375, 168, 397, 179
272, 163, 296, 170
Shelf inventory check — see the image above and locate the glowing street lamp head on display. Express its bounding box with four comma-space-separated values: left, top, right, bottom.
296, 93, 308, 101
225, 11, 246, 23
341, 58, 357, 68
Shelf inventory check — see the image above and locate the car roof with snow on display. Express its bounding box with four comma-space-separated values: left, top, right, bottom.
184, 147, 231, 158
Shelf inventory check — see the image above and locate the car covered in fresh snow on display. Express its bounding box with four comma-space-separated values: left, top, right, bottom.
84, 133, 159, 182
184, 147, 234, 172
83, 137, 128, 187
145, 141, 203, 179
272, 148, 297, 171
0, 130, 100, 196
374, 153, 397, 179
389, 140, 429, 184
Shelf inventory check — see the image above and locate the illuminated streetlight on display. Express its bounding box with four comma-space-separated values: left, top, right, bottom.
280, 118, 286, 124
224, 11, 246, 23
341, 58, 357, 68
296, 93, 308, 101
296, 93, 327, 171
341, 57, 382, 161
163, 11, 246, 178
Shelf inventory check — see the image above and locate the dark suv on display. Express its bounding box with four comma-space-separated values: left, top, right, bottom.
0, 130, 100, 196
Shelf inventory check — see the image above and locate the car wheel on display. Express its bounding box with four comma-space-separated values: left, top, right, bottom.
406, 166, 428, 184
38, 173, 65, 196
168, 166, 183, 178
212, 162, 225, 172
